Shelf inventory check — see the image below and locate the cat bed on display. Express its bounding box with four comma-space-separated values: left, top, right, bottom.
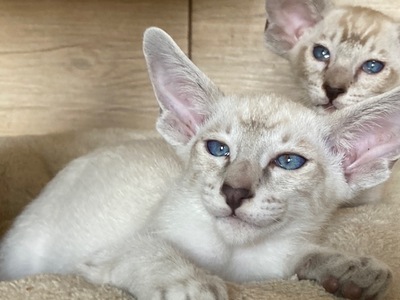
0, 130, 399, 299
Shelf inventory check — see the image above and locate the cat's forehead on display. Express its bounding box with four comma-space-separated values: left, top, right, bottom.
323, 6, 397, 45
212, 94, 321, 138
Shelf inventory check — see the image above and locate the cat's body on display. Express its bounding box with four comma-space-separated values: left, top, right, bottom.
0, 128, 161, 237
0, 136, 316, 283
264, 0, 400, 205
1, 28, 399, 299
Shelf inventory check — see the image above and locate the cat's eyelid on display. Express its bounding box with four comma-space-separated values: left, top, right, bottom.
360, 59, 385, 74
270, 152, 309, 171
201, 134, 228, 146
313, 42, 329, 48
205, 140, 230, 157
273, 152, 309, 161
312, 44, 331, 62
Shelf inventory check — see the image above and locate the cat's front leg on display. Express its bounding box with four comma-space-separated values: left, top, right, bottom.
76, 234, 228, 300
295, 247, 392, 300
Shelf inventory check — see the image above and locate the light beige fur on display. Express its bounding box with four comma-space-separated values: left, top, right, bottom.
1, 27, 399, 300
265, 0, 400, 111
0, 128, 160, 237
264, 0, 400, 206
0, 3, 398, 297
0, 136, 399, 300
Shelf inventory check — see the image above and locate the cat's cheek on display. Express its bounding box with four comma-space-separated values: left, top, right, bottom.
297, 69, 327, 107
201, 189, 231, 219
290, 43, 332, 106
304, 69, 328, 105
186, 139, 236, 221
355, 68, 397, 97
234, 191, 287, 228
269, 163, 327, 207
189, 139, 228, 174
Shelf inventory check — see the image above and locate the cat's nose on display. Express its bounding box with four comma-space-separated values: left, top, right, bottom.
221, 183, 251, 213
323, 83, 346, 102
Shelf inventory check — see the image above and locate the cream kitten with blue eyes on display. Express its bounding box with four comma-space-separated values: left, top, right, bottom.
264, 0, 400, 206
264, 0, 400, 112
1, 27, 400, 300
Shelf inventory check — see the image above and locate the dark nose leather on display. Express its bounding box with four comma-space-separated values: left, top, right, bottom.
221, 184, 251, 213
323, 83, 346, 102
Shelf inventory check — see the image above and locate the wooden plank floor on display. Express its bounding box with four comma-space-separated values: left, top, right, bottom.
0, 0, 399, 135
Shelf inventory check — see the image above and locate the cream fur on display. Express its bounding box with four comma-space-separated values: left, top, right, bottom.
265, 0, 400, 110
0, 28, 399, 300
264, 0, 400, 207
0, 138, 399, 300
0, 128, 160, 237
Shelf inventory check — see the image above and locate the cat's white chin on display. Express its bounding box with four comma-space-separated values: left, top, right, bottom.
214, 215, 283, 245
314, 103, 337, 114
217, 215, 261, 228
322, 104, 337, 113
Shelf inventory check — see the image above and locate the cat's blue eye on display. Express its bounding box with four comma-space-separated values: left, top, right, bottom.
274, 154, 306, 170
312, 45, 330, 61
206, 140, 230, 157
361, 60, 384, 74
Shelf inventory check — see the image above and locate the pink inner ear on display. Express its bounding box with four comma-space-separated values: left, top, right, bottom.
159, 78, 206, 138
273, 3, 318, 42
343, 116, 400, 173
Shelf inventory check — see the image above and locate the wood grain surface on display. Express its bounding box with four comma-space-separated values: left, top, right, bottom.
191, 0, 295, 96
0, 0, 188, 135
0, 0, 399, 135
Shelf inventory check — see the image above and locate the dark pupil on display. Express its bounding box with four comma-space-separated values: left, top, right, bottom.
365, 60, 383, 73
320, 48, 328, 57
206, 140, 229, 157
313, 45, 330, 60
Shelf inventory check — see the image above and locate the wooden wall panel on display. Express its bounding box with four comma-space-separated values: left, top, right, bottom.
0, 0, 188, 135
191, 0, 296, 96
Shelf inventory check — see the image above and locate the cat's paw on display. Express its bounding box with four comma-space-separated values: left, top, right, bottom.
78, 256, 228, 300
295, 250, 392, 300
151, 274, 228, 300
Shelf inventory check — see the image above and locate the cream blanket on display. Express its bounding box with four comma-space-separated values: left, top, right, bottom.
0, 129, 399, 299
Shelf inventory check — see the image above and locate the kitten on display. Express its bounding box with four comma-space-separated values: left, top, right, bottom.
264, 0, 400, 112
264, 0, 400, 206
1, 27, 399, 299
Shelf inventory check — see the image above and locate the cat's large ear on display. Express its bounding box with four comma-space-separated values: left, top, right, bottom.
328, 87, 400, 193
264, 0, 332, 57
143, 27, 223, 147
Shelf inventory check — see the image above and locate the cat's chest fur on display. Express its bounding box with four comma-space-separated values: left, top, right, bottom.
150, 187, 304, 282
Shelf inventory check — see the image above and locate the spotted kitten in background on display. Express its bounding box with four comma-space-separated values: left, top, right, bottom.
264, 0, 400, 206
264, 0, 400, 112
